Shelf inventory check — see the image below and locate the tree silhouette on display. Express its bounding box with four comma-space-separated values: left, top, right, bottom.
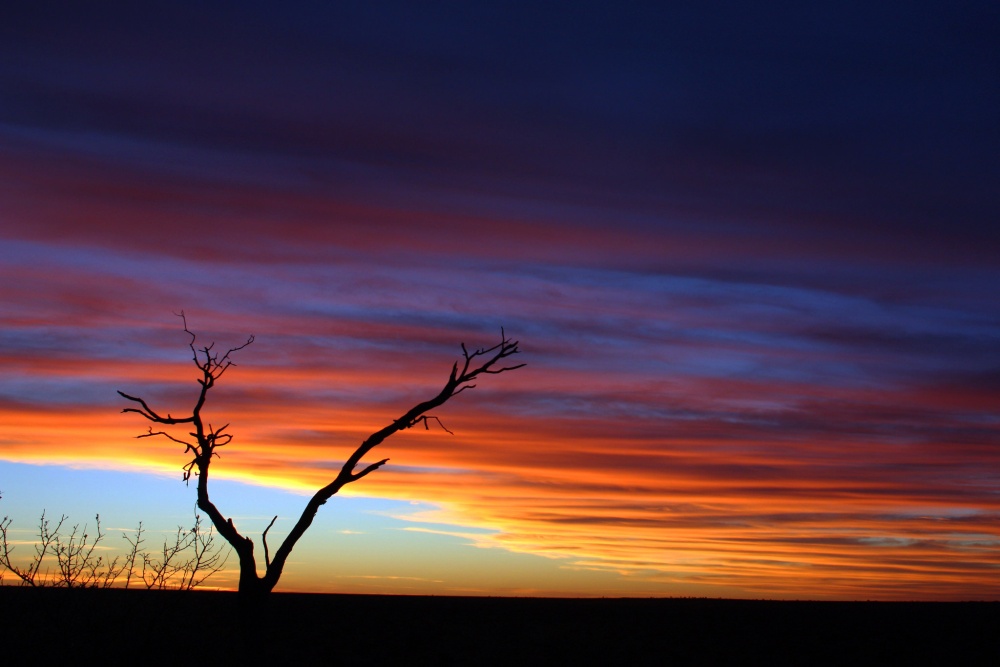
119, 315, 524, 599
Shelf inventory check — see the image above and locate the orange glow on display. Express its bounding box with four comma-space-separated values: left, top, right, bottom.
5, 349, 999, 601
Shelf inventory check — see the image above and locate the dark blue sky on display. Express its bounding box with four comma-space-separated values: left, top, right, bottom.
3, 1, 996, 264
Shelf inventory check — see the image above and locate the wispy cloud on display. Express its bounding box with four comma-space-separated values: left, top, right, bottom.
1, 1, 997, 599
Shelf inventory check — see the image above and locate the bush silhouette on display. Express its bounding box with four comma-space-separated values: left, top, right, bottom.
0, 494, 228, 589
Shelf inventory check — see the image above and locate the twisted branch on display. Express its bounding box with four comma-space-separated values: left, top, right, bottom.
120, 322, 524, 598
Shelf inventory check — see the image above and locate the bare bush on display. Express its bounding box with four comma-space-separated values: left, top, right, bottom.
140, 512, 228, 590
0, 502, 59, 586
0, 493, 229, 590
51, 513, 127, 588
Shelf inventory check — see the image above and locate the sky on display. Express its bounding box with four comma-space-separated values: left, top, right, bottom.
1, 2, 998, 599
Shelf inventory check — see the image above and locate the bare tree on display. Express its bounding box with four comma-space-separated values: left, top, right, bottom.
179, 512, 229, 590
120, 522, 145, 589
50, 514, 125, 588
119, 315, 524, 599
0, 499, 60, 586
140, 512, 228, 590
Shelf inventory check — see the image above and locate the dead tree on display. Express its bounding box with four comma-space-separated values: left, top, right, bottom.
119, 315, 524, 599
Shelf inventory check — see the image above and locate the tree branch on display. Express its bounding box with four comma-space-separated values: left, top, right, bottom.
118, 391, 194, 424
352, 457, 390, 482
260, 330, 524, 591
138, 428, 197, 451
262, 515, 278, 568
411, 415, 454, 434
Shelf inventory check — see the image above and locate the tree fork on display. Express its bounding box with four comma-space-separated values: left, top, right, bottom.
120, 316, 523, 598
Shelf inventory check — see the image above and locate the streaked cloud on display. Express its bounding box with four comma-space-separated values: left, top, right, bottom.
1, 1, 997, 599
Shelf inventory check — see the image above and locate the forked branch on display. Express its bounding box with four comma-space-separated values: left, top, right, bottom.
120, 323, 523, 598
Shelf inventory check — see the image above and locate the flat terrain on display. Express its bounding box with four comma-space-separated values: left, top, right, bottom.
2, 587, 996, 665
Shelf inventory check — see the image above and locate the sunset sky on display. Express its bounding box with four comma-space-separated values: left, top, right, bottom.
2, 2, 998, 599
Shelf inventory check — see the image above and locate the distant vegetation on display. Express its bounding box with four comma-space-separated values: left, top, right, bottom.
0, 493, 229, 589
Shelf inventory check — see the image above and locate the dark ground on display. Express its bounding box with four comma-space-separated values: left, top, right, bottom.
2, 587, 996, 665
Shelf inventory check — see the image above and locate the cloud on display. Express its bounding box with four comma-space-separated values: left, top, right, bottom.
1, 1, 998, 599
